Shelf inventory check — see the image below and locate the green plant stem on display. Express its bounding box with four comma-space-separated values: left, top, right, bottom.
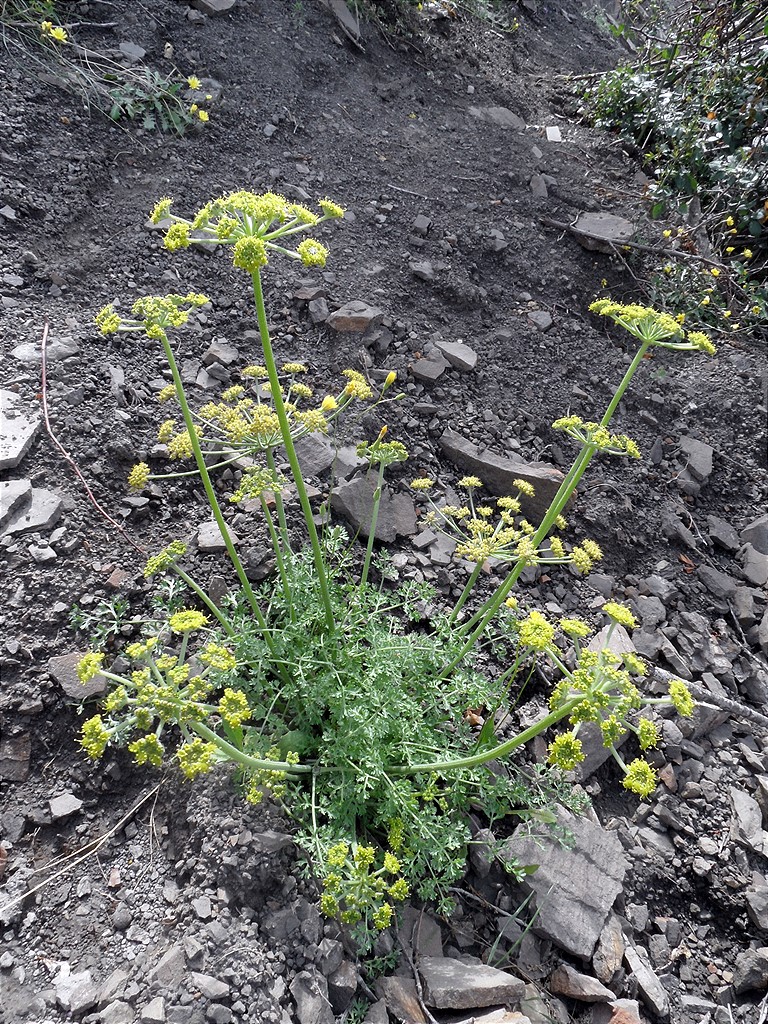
388, 697, 582, 776
360, 462, 386, 593
171, 564, 234, 636
266, 447, 292, 551
260, 495, 295, 620
449, 561, 483, 623
158, 331, 287, 674
251, 270, 335, 632
190, 719, 310, 775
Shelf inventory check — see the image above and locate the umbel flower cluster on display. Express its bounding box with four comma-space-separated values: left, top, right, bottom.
150, 190, 344, 270
412, 475, 603, 570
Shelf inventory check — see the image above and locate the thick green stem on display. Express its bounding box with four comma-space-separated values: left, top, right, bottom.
360, 462, 386, 592
190, 720, 310, 774
266, 447, 292, 552
449, 561, 483, 623
388, 697, 582, 776
260, 495, 295, 620
251, 270, 335, 632
171, 564, 234, 636
159, 331, 286, 673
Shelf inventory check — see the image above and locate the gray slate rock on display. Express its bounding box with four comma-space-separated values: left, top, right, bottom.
49, 651, 108, 699
746, 886, 768, 931
680, 435, 713, 482
330, 477, 416, 541
418, 956, 525, 1010
435, 339, 477, 371
55, 969, 99, 1014
698, 563, 738, 601
549, 964, 614, 1002
3, 486, 62, 536
0, 390, 41, 469
527, 310, 553, 332
741, 543, 768, 587
707, 514, 739, 551
102, 1001, 135, 1024
148, 945, 186, 987
741, 513, 768, 554
326, 300, 383, 333
197, 520, 239, 553
49, 792, 83, 820
0, 479, 32, 530
190, 0, 236, 13
500, 809, 628, 959
289, 969, 334, 1024
572, 212, 635, 253
411, 355, 449, 383
294, 433, 335, 478
12, 336, 79, 363
439, 427, 564, 523
623, 942, 669, 1018
469, 105, 525, 129
732, 946, 768, 994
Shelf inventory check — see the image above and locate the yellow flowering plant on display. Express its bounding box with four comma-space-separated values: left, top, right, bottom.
77, 190, 711, 946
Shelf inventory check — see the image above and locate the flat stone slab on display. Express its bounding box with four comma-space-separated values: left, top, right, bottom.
326, 300, 383, 333
469, 105, 525, 130
439, 427, 565, 523
572, 212, 636, 254
419, 956, 525, 1010
11, 336, 79, 363
501, 809, 628, 959
435, 339, 477, 372
0, 479, 32, 530
330, 476, 416, 542
49, 652, 108, 700
0, 390, 41, 470
3, 486, 62, 536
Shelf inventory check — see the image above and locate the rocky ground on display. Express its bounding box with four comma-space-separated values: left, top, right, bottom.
1, 1, 767, 1023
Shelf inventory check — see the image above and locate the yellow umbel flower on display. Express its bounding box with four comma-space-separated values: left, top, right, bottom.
77, 652, 104, 683
168, 609, 209, 633
128, 463, 150, 491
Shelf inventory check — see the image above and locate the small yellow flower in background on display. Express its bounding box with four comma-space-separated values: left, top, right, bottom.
41, 21, 68, 42
743, 248, 754, 259
198, 110, 209, 123
729, 228, 737, 235
675, 313, 685, 324
663, 265, 672, 274
731, 323, 740, 330
752, 306, 761, 315
700, 295, 710, 306
205, 93, 213, 101
710, 268, 720, 277
726, 216, 734, 226
662, 229, 672, 238
169, 609, 209, 633
128, 462, 150, 491
726, 246, 735, 254
600, 278, 608, 287
410, 478, 434, 490
190, 103, 199, 113
458, 475, 483, 489
723, 310, 731, 318
187, 75, 201, 89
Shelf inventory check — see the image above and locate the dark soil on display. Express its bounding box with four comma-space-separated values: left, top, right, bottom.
1, 2, 766, 1023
